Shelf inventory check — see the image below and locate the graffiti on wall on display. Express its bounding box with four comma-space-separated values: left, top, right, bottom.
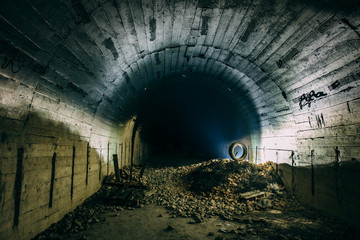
1, 41, 49, 76
299, 90, 327, 109
1, 56, 23, 73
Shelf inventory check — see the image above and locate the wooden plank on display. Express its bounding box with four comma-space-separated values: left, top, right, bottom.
113, 154, 120, 182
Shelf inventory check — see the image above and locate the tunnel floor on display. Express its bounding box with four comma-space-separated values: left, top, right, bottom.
34, 155, 359, 240
65, 204, 355, 240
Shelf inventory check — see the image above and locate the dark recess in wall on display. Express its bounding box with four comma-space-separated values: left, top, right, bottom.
133, 74, 260, 158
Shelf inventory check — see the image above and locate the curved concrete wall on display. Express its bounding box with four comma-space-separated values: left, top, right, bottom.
0, 0, 359, 238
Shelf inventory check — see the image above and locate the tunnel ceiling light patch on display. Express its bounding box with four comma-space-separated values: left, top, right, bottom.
229, 142, 247, 161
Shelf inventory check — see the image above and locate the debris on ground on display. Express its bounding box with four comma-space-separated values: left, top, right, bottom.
32, 187, 120, 240
32, 157, 360, 240
136, 159, 303, 220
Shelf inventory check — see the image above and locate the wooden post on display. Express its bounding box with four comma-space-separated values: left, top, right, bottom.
49, 152, 56, 208
107, 143, 109, 175
247, 145, 250, 162
291, 151, 295, 192
255, 146, 258, 164
13, 148, 24, 227
71, 146, 75, 200
113, 154, 120, 182
86, 143, 89, 185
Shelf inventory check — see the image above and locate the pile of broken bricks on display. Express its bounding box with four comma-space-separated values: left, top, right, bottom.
138, 158, 303, 221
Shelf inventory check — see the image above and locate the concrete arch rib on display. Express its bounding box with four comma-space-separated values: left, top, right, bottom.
110, 45, 290, 117
104, 46, 294, 156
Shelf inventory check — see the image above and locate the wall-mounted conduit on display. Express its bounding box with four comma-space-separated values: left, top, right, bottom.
49, 152, 56, 208
86, 143, 89, 185
71, 146, 75, 200
13, 148, 24, 227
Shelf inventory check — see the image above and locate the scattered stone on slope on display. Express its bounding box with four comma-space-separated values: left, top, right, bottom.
137, 159, 303, 220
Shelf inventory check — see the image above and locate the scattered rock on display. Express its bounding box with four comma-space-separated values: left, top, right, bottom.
229, 229, 237, 234
138, 159, 302, 220
166, 225, 174, 231
237, 225, 247, 231
192, 214, 203, 223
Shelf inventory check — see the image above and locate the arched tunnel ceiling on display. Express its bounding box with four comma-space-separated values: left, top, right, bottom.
0, 0, 359, 135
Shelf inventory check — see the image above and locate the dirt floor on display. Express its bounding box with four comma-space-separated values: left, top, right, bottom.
64, 203, 356, 240
34, 154, 359, 240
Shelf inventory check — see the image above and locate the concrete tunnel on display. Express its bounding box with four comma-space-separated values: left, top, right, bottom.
0, 0, 359, 238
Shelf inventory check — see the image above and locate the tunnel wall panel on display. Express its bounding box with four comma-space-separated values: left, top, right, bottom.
0, 72, 129, 239
277, 162, 360, 226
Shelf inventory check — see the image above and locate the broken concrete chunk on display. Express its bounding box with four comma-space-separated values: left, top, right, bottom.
145, 189, 157, 197
239, 190, 267, 199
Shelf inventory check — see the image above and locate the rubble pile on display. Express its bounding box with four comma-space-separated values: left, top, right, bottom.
33, 189, 123, 240
140, 159, 303, 220
33, 158, 304, 239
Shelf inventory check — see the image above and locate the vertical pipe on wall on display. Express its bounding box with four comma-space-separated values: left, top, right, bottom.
99, 148, 102, 182
335, 146, 342, 203
291, 151, 295, 192
311, 149, 315, 196
113, 154, 120, 182
49, 152, 56, 208
120, 143, 123, 169
275, 151, 279, 174
86, 143, 89, 185
13, 148, 24, 227
124, 142, 127, 166
247, 145, 250, 161
71, 146, 75, 200
107, 142, 109, 176
255, 146, 258, 164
